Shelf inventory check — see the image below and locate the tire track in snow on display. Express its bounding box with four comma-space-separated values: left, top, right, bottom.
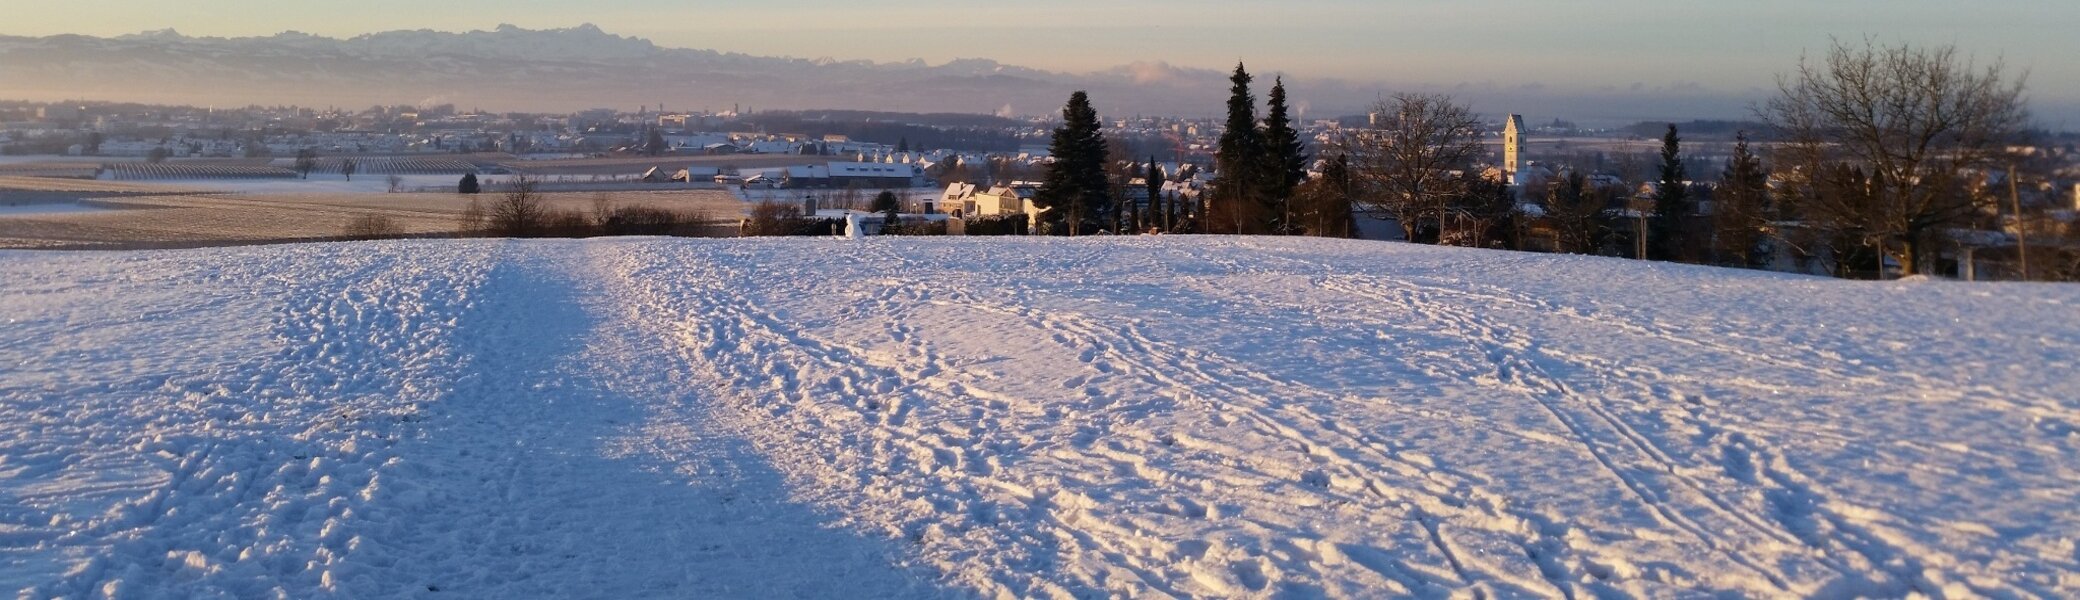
1213, 243, 1972, 594
1310, 271, 2012, 596
848, 242, 1589, 598
601, 243, 1191, 598
1351, 272, 2044, 596
327, 240, 937, 598
1318, 275, 1818, 589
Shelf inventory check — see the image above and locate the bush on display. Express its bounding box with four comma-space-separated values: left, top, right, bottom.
963, 214, 1029, 236
742, 201, 842, 236
743, 201, 804, 236
342, 214, 401, 240
792, 218, 846, 236
600, 205, 696, 236
882, 220, 948, 236
542, 209, 593, 237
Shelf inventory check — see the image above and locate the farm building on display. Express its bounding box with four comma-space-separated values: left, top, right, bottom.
783, 162, 927, 189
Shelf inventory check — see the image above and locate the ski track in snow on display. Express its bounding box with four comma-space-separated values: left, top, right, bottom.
2, 236, 2077, 598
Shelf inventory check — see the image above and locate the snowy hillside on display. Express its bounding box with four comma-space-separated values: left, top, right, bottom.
2, 237, 2076, 598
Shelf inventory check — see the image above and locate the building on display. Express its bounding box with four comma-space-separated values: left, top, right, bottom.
952, 182, 1048, 230
1503, 114, 1526, 183
939, 182, 982, 216
37, 104, 83, 121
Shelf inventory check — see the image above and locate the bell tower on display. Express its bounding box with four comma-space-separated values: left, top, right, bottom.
1503, 114, 1526, 181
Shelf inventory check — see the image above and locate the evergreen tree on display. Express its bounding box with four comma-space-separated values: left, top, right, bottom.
1146, 156, 1166, 232
1120, 161, 1144, 233
1302, 153, 1354, 237
1209, 63, 1269, 234
1715, 131, 1772, 267
881, 194, 903, 231
897, 137, 910, 153
1650, 123, 1693, 261
458, 173, 481, 194
1262, 77, 1308, 233
871, 190, 900, 214
645, 128, 668, 156
1033, 91, 1112, 235
1173, 163, 1202, 233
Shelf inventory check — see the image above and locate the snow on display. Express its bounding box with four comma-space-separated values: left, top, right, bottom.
2, 237, 2076, 598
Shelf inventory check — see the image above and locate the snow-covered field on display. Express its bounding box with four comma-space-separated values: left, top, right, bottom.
2, 237, 2076, 598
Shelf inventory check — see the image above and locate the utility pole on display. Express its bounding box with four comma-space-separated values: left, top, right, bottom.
2011, 163, 2029, 280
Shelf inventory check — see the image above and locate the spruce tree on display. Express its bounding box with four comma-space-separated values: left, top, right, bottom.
645, 129, 668, 157
1146, 156, 1166, 232
1650, 123, 1693, 261
881, 193, 903, 231
1716, 131, 1772, 267
1122, 161, 1144, 233
1210, 63, 1268, 234
871, 190, 900, 214
458, 173, 480, 194
1316, 153, 1354, 237
1262, 77, 1307, 233
1033, 92, 1112, 235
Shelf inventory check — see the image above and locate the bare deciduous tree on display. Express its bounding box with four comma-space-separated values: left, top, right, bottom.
293, 149, 318, 179
1333, 93, 1485, 243
490, 175, 546, 236
1763, 39, 2030, 276
458, 198, 487, 233
590, 192, 617, 227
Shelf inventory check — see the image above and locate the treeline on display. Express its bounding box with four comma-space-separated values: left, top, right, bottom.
1621, 120, 1771, 140
986, 63, 1346, 236
735, 114, 1021, 152
1325, 39, 2077, 281
438, 176, 722, 238
758, 110, 1024, 130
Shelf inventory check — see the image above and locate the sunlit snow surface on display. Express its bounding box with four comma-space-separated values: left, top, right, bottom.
2, 237, 2076, 598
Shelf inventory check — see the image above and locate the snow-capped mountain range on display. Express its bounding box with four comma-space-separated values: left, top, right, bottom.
0, 24, 1801, 123
0, 24, 1279, 117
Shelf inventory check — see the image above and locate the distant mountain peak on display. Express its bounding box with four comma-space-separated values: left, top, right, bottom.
0, 24, 1341, 118
492, 23, 608, 36
119, 28, 185, 40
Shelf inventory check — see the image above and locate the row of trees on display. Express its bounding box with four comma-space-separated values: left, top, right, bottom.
1273, 39, 2045, 279
1025, 66, 1318, 236
454, 176, 716, 238
292, 149, 358, 180
1205, 65, 1308, 234
1604, 39, 2045, 278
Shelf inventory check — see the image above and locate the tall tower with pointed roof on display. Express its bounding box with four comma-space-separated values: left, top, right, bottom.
1503, 114, 1526, 181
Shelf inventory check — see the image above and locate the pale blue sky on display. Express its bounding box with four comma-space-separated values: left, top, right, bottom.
7, 0, 2076, 104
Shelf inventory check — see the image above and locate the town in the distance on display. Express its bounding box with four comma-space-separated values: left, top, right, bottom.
3, 36, 2077, 281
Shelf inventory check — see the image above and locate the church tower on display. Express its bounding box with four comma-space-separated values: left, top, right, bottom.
1503, 114, 1526, 181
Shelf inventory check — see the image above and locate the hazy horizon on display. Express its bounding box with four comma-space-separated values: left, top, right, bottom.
5, 2, 2079, 128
